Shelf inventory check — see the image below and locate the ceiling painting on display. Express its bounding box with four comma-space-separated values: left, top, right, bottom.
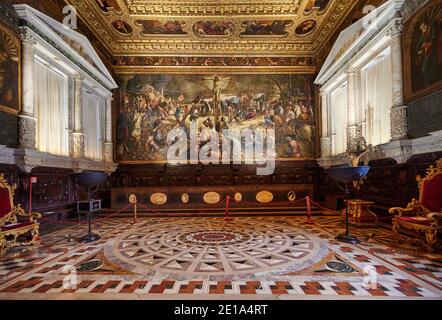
66, 0, 359, 57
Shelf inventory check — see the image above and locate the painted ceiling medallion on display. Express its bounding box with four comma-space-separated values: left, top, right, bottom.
193, 21, 235, 37
256, 191, 273, 203
112, 20, 133, 35
295, 20, 317, 35
240, 20, 293, 37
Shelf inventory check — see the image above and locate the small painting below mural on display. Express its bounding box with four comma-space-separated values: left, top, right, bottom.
407, 2, 442, 96
115, 74, 316, 162
136, 20, 187, 35
193, 21, 235, 37
240, 20, 293, 36
295, 20, 317, 35
0, 28, 19, 112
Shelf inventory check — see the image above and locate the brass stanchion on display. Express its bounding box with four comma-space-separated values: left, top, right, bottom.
304, 196, 314, 224
129, 194, 138, 223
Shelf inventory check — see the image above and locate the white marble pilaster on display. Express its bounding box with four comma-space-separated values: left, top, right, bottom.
346, 68, 358, 149
18, 28, 37, 150
104, 96, 113, 163
389, 17, 409, 140
73, 74, 84, 158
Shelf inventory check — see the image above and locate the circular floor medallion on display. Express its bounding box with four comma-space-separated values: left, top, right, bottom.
105, 218, 327, 277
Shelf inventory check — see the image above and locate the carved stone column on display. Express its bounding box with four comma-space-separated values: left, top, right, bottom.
390, 17, 408, 140
18, 28, 37, 150
346, 68, 358, 149
104, 96, 114, 163
72, 75, 84, 158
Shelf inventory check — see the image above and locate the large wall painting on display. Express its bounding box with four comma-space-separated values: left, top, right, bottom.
0, 25, 20, 114
115, 74, 317, 163
404, 0, 442, 101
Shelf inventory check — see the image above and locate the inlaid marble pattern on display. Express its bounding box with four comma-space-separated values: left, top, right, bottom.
0, 217, 441, 300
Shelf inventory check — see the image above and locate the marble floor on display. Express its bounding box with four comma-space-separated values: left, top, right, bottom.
0, 216, 441, 300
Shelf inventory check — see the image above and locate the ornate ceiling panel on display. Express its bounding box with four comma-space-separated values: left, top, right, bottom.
68, 0, 358, 57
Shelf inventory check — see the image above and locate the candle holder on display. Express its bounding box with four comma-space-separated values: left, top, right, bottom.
324, 166, 370, 244
71, 171, 107, 243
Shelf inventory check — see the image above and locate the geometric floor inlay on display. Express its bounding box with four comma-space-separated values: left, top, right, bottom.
105, 219, 328, 277
1, 216, 441, 299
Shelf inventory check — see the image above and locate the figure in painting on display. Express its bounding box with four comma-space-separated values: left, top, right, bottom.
112, 20, 132, 34
415, 20, 440, 86
295, 20, 317, 35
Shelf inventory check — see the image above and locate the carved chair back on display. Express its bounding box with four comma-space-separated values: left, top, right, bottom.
0, 175, 15, 225
417, 159, 442, 213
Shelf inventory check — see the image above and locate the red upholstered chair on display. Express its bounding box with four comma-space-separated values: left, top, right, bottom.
389, 159, 442, 252
0, 174, 41, 255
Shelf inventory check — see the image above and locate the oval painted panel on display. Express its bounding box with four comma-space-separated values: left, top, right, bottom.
181, 193, 190, 204
287, 191, 297, 202
150, 193, 168, 205
234, 192, 243, 202
203, 192, 221, 204
295, 20, 317, 35
256, 191, 273, 203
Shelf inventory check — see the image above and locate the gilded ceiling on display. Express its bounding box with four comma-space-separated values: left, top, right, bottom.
67, 0, 359, 58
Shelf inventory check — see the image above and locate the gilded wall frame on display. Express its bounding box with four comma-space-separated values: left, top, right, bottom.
113, 65, 320, 164
403, 0, 442, 102
0, 20, 21, 116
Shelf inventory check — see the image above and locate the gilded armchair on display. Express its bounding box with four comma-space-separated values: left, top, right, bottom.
0, 174, 41, 255
389, 159, 442, 252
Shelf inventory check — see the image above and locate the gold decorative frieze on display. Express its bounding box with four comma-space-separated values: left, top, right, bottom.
123, 0, 302, 16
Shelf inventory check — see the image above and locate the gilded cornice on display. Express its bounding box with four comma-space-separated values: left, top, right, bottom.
66, 0, 359, 58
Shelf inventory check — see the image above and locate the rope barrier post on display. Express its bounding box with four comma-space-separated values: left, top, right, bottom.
129, 194, 137, 223
224, 195, 231, 221
305, 195, 314, 224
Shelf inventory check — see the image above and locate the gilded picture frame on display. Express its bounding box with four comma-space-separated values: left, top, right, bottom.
403, 0, 442, 102
0, 20, 21, 116
113, 66, 320, 164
